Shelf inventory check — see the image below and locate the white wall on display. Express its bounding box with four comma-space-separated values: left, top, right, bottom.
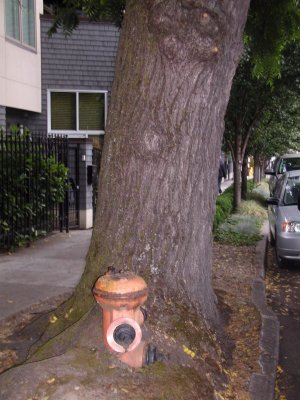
0, 0, 43, 113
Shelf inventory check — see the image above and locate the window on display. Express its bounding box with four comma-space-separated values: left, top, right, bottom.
280, 158, 300, 173
5, 0, 36, 48
48, 90, 107, 135
284, 176, 300, 206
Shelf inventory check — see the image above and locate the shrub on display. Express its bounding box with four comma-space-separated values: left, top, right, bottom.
0, 129, 69, 249
213, 179, 268, 245
246, 180, 269, 206
213, 186, 234, 232
238, 200, 267, 220
215, 214, 262, 246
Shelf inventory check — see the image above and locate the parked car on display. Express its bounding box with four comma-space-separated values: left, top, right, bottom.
265, 153, 300, 195
267, 170, 300, 267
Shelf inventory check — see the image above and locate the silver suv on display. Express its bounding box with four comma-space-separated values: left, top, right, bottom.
265, 153, 300, 195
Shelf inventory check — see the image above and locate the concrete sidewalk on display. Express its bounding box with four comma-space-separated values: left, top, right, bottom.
221, 178, 233, 192
0, 230, 92, 322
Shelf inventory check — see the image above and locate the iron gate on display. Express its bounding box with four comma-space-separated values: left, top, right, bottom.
68, 145, 80, 228
0, 131, 69, 249
92, 147, 102, 220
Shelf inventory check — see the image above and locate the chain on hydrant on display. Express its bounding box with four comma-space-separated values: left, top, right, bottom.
93, 268, 163, 368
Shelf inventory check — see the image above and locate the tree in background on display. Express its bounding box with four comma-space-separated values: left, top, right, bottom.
224, 53, 272, 206
249, 89, 300, 183
224, 7, 300, 209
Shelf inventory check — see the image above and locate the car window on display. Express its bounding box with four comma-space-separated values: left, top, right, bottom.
280, 157, 300, 174
283, 176, 300, 205
277, 159, 286, 174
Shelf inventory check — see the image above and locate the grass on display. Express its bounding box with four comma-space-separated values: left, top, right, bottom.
214, 179, 269, 246
214, 214, 263, 245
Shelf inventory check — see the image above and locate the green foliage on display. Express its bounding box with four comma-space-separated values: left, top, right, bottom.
245, 0, 300, 82
213, 180, 258, 232
245, 178, 255, 193
246, 180, 270, 205
214, 181, 267, 245
45, 0, 300, 84
45, 0, 125, 36
247, 82, 300, 159
224, 40, 300, 207
238, 200, 267, 220
0, 129, 69, 249
214, 215, 263, 246
213, 186, 234, 232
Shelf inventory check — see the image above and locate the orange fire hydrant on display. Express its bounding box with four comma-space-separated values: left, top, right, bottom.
93, 269, 149, 368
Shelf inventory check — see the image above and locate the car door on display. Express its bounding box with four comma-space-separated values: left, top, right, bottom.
268, 157, 281, 195
269, 175, 285, 237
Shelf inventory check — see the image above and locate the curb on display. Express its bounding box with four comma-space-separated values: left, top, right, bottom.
249, 222, 280, 400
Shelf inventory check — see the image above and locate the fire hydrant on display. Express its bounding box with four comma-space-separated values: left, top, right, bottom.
93, 269, 150, 368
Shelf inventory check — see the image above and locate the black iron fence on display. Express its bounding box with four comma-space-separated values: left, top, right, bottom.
92, 147, 102, 220
0, 130, 69, 249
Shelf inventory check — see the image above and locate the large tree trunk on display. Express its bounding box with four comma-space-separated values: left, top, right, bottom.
253, 154, 261, 184
87, 0, 250, 324
90, 0, 250, 323
241, 152, 248, 200
233, 132, 243, 210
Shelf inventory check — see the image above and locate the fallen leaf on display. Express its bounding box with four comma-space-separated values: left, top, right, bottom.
50, 315, 58, 324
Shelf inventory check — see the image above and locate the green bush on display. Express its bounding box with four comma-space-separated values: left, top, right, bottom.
213, 179, 268, 245
238, 200, 267, 220
246, 180, 269, 205
0, 129, 69, 249
214, 214, 263, 245
213, 185, 234, 232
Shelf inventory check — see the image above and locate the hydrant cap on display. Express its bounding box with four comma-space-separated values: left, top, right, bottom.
93, 271, 148, 300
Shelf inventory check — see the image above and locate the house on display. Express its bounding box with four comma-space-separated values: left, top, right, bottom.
0, 2, 120, 230
0, 0, 43, 127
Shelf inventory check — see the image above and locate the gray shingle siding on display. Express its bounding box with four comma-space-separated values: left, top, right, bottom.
26, 17, 120, 133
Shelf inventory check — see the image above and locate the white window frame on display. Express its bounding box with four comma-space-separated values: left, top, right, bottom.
5, 0, 37, 50
47, 89, 108, 138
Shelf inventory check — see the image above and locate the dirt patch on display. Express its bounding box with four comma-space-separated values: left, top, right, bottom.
0, 293, 71, 374
0, 242, 261, 399
213, 243, 261, 399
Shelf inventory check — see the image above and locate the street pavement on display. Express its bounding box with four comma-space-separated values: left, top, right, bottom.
266, 244, 300, 400
0, 230, 92, 321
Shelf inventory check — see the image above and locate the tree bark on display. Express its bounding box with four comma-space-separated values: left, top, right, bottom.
233, 133, 242, 210
241, 152, 248, 200
253, 155, 261, 184
87, 0, 250, 324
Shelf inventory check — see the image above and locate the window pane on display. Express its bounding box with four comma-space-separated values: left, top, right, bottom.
284, 177, 300, 205
22, 0, 35, 47
51, 92, 76, 130
79, 93, 105, 131
5, 0, 20, 41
